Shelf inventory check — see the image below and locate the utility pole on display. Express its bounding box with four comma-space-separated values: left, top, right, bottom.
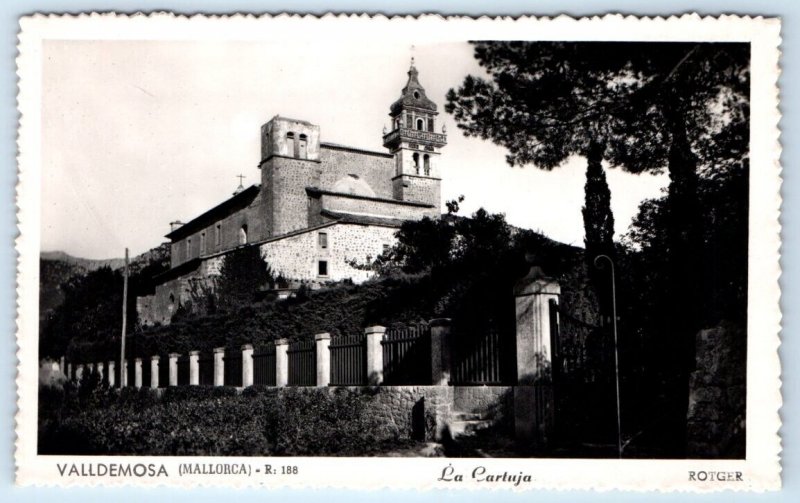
119, 247, 129, 388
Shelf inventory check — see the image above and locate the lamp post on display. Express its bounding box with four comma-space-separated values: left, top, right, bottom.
594, 254, 622, 459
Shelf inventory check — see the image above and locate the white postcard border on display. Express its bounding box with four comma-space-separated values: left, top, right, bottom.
15, 13, 782, 491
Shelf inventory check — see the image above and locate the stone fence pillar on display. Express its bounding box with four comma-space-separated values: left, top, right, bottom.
150, 356, 160, 388
213, 347, 225, 387
96, 362, 104, 382
429, 318, 452, 386
107, 361, 115, 387
122, 359, 128, 386
168, 353, 179, 386
75, 364, 84, 381
67, 363, 73, 381
242, 344, 254, 388
513, 264, 560, 452
189, 351, 200, 386
365, 326, 385, 385
59, 356, 65, 376
275, 339, 289, 387
315, 333, 331, 387
134, 358, 143, 388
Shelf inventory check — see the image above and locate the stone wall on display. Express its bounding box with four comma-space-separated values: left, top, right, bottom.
318, 146, 395, 199
392, 174, 441, 210
171, 191, 269, 268
264, 156, 321, 236
261, 222, 397, 283
453, 385, 514, 427
687, 322, 746, 458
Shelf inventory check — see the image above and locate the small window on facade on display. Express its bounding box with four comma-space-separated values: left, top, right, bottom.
424, 154, 431, 176
215, 223, 221, 246
318, 231, 328, 249
298, 134, 308, 159
318, 260, 328, 277
413, 153, 420, 174
383, 243, 390, 253
428, 117, 434, 132
416, 118, 424, 130
286, 132, 295, 157
239, 225, 248, 245
200, 232, 206, 254
186, 238, 192, 260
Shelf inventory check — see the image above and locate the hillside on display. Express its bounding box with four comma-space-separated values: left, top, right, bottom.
39, 244, 170, 327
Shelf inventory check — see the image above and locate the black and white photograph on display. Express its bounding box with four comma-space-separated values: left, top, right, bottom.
15, 14, 781, 490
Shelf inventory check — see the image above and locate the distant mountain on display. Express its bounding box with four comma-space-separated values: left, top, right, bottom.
39, 251, 126, 271
39, 244, 171, 327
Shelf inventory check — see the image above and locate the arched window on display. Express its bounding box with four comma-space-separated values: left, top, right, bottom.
185, 238, 192, 260
239, 225, 248, 245
200, 232, 206, 254
168, 293, 175, 312
416, 118, 424, 130
423, 154, 431, 176
298, 134, 308, 159
286, 132, 295, 157
412, 153, 420, 174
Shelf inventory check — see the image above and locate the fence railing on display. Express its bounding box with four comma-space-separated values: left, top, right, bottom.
199, 354, 214, 386
451, 328, 504, 385
253, 345, 277, 386
381, 323, 431, 385
61, 318, 511, 390
177, 356, 190, 386
330, 334, 367, 385
288, 340, 316, 386
224, 350, 243, 387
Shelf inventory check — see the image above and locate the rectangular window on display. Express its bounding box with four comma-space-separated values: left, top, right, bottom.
428, 117, 434, 132
185, 238, 192, 260
215, 224, 221, 247
318, 231, 328, 249
200, 232, 206, 254
318, 260, 328, 277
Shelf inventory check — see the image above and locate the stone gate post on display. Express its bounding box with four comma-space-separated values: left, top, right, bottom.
365, 326, 385, 385
150, 356, 159, 388
67, 363, 73, 381
429, 318, 452, 386
242, 344, 254, 388
189, 351, 200, 386
513, 263, 560, 452
275, 339, 289, 387
107, 361, 115, 387
213, 347, 225, 387
168, 353, 179, 386
122, 359, 128, 386
96, 362, 104, 382
59, 356, 65, 376
315, 333, 331, 387
134, 358, 143, 388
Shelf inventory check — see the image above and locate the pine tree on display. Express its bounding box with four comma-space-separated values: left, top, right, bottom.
215, 246, 274, 311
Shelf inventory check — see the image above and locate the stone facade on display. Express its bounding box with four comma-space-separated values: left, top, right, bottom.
261, 222, 398, 283
687, 322, 746, 458
138, 63, 446, 325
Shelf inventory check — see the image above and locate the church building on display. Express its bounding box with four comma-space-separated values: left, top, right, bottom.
137, 61, 447, 326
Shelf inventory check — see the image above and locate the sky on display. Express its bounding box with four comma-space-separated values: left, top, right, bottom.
41, 39, 669, 260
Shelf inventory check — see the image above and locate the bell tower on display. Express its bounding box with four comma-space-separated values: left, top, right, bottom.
383, 59, 447, 208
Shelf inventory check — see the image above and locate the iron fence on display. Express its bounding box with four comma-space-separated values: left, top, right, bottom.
330, 334, 367, 385
288, 340, 316, 386
381, 323, 431, 385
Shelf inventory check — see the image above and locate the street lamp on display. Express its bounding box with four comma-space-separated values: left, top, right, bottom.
594, 254, 623, 459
